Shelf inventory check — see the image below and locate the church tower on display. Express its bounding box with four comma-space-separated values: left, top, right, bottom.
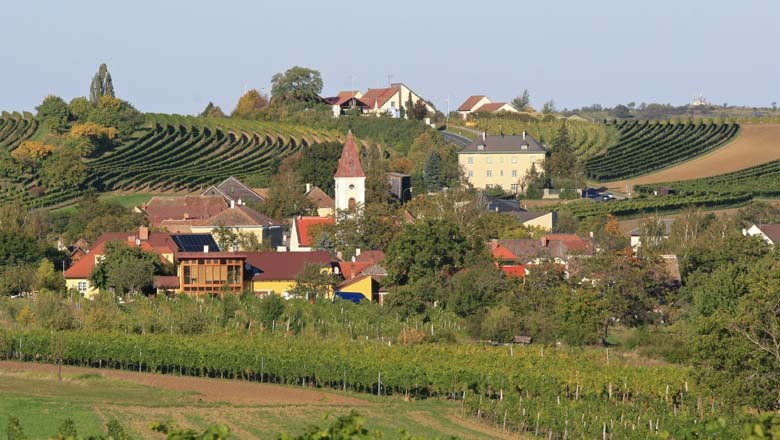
334, 130, 365, 212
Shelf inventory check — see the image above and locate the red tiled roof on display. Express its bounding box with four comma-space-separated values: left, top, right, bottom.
334, 131, 365, 178
757, 224, 780, 243
325, 91, 368, 107
338, 262, 372, 279
501, 265, 526, 278
295, 216, 335, 247
194, 206, 282, 227
354, 250, 385, 264
246, 251, 332, 281
154, 276, 179, 289
458, 95, 487, 111
144, 196, 228, 225
474, 102, 512, 113
64, 231, 176, 279
360, 87, 398, 109
306, 186, 335, 209
543, 234, 592, 251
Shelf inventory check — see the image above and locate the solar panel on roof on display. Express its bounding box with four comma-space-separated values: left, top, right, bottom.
171, 234, 220, 252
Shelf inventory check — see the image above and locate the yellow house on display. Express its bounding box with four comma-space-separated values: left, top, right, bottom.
190, 205, 283, 250
245, 251, 334, 298
64, 228, 176, 299
459, 131, 547, 193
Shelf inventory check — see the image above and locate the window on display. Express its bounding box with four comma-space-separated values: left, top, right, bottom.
348, 197, 356, 209
500, 170, 504, 177
512, 170, 518, 177
77, 281, 87, 293
511, 157, 518, 164
486, 157, 493, 164
467, 170, 473, 177
486, 170, 492, 177
467, 157, 474, 164
511, 184, 519, 192
349, 184, 355, 190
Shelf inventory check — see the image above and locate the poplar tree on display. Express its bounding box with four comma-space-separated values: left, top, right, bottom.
89, 63, 115, 103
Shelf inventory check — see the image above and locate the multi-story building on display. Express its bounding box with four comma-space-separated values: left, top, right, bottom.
458, 131, 547, 193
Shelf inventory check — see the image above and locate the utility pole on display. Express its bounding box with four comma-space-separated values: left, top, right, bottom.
445, 95, 450, 128
386, 73, 393, 86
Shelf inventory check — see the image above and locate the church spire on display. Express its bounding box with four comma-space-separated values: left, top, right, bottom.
334, 130, 366, 178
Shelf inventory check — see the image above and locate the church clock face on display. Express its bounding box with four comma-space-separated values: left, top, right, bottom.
349, 184, 355, 190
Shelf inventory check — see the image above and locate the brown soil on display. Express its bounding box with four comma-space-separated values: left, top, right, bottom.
604, 124, 780, 192
0, 361, 366, 406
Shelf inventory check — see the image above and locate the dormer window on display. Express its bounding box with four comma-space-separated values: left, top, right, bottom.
521, 144, 528, 151
477, 144, 485, 151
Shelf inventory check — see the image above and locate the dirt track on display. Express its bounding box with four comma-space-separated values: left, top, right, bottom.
0, 361, 365, 406
605, 124, 780, 192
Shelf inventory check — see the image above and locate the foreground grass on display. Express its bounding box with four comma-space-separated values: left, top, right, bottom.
0, 368, 500, 439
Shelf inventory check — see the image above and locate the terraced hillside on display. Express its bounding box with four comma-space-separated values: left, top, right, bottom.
635, 159, 780, 198
0, 113, 340, 207
585, 120, 740, 181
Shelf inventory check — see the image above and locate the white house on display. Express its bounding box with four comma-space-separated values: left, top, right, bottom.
743, 224, 780, 245
360, 83, 434, 117
457, 95, 492, 119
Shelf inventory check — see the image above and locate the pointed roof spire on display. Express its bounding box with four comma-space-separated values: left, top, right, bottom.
335, 131, 365, 178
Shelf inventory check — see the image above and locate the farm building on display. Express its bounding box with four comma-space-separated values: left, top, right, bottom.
743, 223, 780, 245
359, 83, 435, 118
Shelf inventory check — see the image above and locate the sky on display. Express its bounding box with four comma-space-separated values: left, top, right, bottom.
2, 0, 778, 114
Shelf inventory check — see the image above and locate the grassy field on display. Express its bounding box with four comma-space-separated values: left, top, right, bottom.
0, 362, 509, 440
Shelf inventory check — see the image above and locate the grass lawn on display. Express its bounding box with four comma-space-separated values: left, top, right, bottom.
0, 366, 504, 439
51, 193, 157, 214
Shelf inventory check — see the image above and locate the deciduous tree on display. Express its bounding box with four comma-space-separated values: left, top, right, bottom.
270, 66, 323, 102
231, 90, 268, 118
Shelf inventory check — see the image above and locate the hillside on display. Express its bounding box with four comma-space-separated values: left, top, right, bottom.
604, 124, 780, 192
0, 113, 340, 208
585, 120, 740, 181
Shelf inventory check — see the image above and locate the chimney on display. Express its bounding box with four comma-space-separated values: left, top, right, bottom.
237, 198, 243, 206
203, 245, 209, 253
230, 199, 235, 209
490, 238, 498, 249
183, 212, 189, 220
127, 235, 136, 245
355, 248, 361, 257
541, 237, 549, 247
138, 226, 149, 241
481, 131, 486, 142
522, 131, 526, 141
305, 183, 311, 193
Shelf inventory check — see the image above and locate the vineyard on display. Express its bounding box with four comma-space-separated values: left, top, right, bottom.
0, 329, 746, 438
635, 160, 780, 199
585, 120, 740, 181
552, 192, 752, 219
0, 113, 340, 208
451, 115, 619, 158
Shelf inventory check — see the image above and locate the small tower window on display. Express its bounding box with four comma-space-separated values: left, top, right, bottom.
349, 184, 355, 190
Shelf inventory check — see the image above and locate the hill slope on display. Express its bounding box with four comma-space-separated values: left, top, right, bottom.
604, 124, 780, 192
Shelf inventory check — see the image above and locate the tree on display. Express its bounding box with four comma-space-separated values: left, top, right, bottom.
270, 66, 323, 102
545, 122, 581, 187
41, 147, 88, 191
609, 104, 631, 118
423, 151, 443, 192
36, 95, 70, 133
35, 259, 64, 292
385, 218, 469, 285
68, 122, 118, 156
68, 97, 92, 121
89, 63, 115, 103
34, 289, 76, 330
448, 264, 507, 317
542, 100, 556, 114
89, 241, 163, 295
260, 155, 314, 220
212, 225, 239, 251
11, 141, 55, 169
106, 419, 133, 440
231, 90, 268, 118
480, 305, 519, 342
511, 89, 531, 111
298, 142, 341, 196
411, 99, 429, 120
85, 95, 143, 137
200, 101, 226, 118
57, 418, 78, 439
519, 163, 545, 199
289, 263, 335, 301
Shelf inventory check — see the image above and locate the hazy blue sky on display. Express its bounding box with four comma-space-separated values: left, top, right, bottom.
2, 0, 778, 114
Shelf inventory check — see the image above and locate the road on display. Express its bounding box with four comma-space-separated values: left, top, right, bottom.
440, 130, 472, 147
